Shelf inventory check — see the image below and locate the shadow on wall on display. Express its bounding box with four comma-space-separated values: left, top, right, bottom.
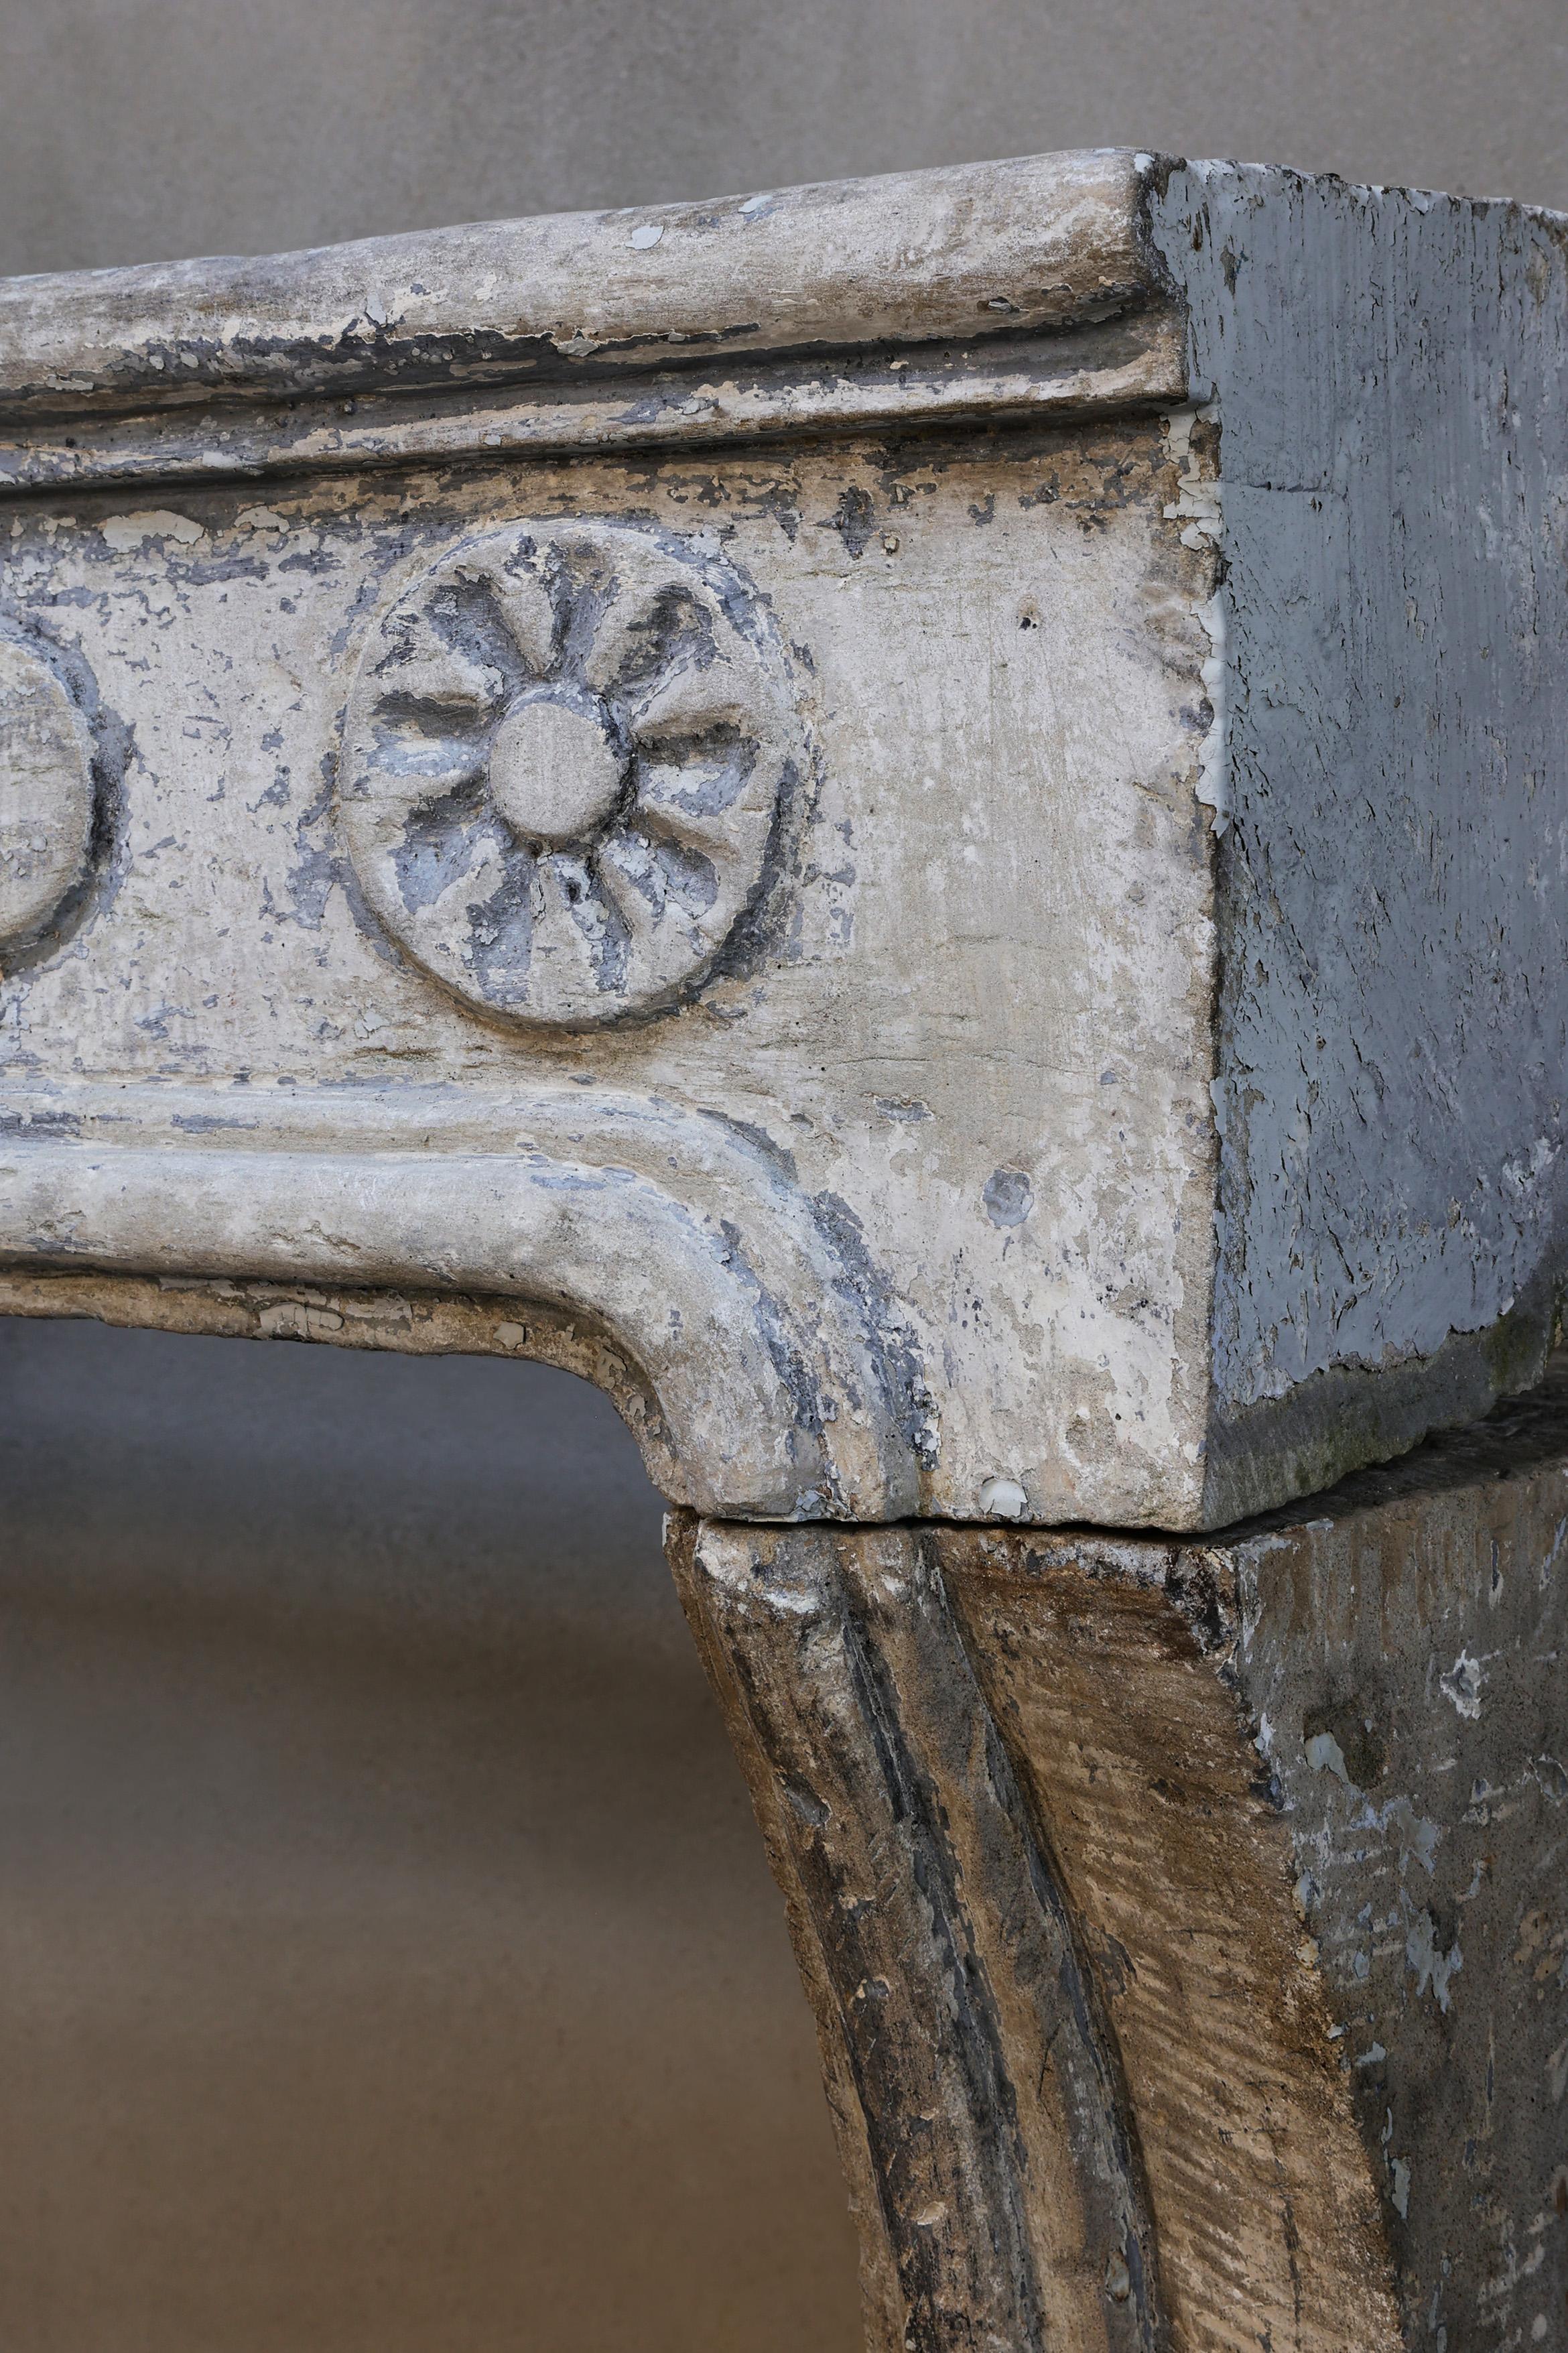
0, 1316, 861, 2353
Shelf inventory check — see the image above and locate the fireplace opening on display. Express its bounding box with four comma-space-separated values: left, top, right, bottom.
0, 1315, 861, 2353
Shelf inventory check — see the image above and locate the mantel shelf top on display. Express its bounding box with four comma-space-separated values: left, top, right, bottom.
0, 149, 1168, 421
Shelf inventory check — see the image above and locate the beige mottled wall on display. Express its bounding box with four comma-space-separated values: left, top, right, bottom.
1, 0, 1565, 277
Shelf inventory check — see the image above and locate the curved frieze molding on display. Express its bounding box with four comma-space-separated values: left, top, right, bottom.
0, 626, 98, 967
0, 1082, 922, 1521
0, 318, 1186, 496
340, 521, 800, 1027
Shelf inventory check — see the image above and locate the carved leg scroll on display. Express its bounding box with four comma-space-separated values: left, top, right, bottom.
935, 1533, 1402, 2353
670, 1513, 1414, 2353
667, 1513, 1164, 2353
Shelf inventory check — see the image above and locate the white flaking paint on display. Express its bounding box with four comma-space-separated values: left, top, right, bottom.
1440, 1651, 1485, 1719
1163, 401, 1228, 834
97, 507, 204, 550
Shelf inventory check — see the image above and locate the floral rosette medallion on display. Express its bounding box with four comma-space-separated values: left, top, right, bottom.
0, 629, 97, 967
340, 520, 800, 1026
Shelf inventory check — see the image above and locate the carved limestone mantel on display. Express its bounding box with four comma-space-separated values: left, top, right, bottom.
1, 151, 1565, 2349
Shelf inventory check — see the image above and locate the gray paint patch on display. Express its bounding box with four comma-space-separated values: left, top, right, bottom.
1154, 166, 1568, 1414
983, 1168, 1033, 1228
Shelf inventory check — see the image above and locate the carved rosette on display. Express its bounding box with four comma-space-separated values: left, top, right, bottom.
340, 521, 799, 1025
0, 630, 96, 964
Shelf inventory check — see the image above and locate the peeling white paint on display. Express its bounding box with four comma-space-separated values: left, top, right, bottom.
2, 148, 1565, 1574
1306, 1730, 1351, 1782
1406, 1908, 1463, 2011
98, 508, 206, 552
1164, 402, 1228, 834
0, 420, 1220, 1528
1440, 1651, 1484, 1719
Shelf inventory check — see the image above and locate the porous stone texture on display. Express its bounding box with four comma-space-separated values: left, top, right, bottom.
3, 148, 1567, 2353
1217, 1377, 1568, 2352
943, 1373, 1568, 2352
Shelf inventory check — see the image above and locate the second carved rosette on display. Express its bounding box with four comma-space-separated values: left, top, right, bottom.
340, 519, 800, 1027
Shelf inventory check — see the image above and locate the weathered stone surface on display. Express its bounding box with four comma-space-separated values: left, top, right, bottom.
0, 149, 1159, 414
339, 518, 801, 1027
1150, 167, 1568, 1518
1201, 1375, 1568, 2351
0, 627, 98, 965
668, 1512, 1167, 2353
0, 1084, 919, 1519
0, 151, 1563, 1531
943, 1534, 1399, 2353
0, 416, 1216, 1525
682, 1375, 1568, 2352
948, 1379, 1568, 2349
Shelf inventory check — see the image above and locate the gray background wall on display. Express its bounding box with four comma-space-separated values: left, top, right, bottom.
3, 0, 1566, 278
0, 4, 1562, 2348
0, 1324, 859, 2353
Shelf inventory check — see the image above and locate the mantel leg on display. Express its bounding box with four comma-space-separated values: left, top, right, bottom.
669, 1511, 1412, 2353
667, 1513, 1163, 2353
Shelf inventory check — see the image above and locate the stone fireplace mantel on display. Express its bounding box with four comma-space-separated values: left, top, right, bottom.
2, 149, 1565, 2351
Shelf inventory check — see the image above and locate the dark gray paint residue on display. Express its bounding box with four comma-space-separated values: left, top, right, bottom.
983, 1168, 1034, 1227
1155, 167, 1568, 1413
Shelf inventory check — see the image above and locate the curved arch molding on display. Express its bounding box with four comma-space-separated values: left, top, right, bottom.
0, 1082, 921, 1520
